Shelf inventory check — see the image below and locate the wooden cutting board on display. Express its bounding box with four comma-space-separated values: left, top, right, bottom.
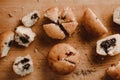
0, 0, 120, 80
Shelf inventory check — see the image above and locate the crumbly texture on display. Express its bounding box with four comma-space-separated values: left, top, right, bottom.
0, 30, 14, 57
13, 55, 34, 76
48, 43, 80, 75
82, 8, 108, 37
22, 10, 40, 27
107, 61, 120, 80
43, 7, 78, 39
96, 34, 120, 56
15, 26, 36, 47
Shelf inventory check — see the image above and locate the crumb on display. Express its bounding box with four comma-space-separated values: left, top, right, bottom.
21, 7, 24, 10
8, 13, 13, 17
34, 48, 38, 53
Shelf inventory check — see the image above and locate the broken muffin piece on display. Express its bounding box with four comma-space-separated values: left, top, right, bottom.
43, 7, 78, 39
13, 55, 34, 76
43, 23, 65, 39
48, 43, 80, 75
22, 10, 40, 27
15, 26, 36, 47
96, 34, 120, 56
0, 30, 14, 57
59, 7, 76, 23
107, 61, 120, 80
113, 7, 120, 25
82, 8, 108, 37
44, 7, 60, 23
61, 21, 78, 36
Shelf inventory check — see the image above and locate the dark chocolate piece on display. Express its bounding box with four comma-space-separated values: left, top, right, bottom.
23, 63, 30, 70
19, 34, 29, 43
21, 58, 29, 64
31, 13, 38, 19
100, 38, 116, 53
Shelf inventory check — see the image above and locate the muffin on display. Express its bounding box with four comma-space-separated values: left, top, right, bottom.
48, 43, 80, 75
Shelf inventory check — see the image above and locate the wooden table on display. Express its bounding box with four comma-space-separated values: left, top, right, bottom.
0, 0, 120, 80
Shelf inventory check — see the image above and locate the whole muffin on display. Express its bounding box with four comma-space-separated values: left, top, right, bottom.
48, 43, 80, 75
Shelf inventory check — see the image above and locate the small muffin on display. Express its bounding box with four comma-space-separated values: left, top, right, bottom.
13, 55, 34, 76
43, 7, 78, 39
107, 61, 120, 80
48, 43, 80, 75
22, 10, 40, 27
96, 34, 120, 56
43, 23, 65, 39
0, 31, 14, 57
44, 7, 59, 23
15, 26, 36, 47
82, 8, 108, 37
113, 7, 120, 25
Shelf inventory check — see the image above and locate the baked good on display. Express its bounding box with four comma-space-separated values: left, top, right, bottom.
22, 10, 40, 27
82, 8, 108, 36
0, 30, 14, 57
107, 61, 120, 80
44, 7, 59, 23
13, 55, 34, 76
59, 7, 76, 23
48, 43, 80, 75
43, 23, 65, 39
113, 7, 120, 25
15, 26, 36, 47
96, 34, 120, 56
43, 7, 78, 39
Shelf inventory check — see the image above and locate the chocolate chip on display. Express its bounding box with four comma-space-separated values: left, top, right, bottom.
23, 63, 30, 70
19, 34, 29, 43
21, 58, 29, 64
100, 38, 116, 53
31, 13, 38, 19
8, 40, 13, 47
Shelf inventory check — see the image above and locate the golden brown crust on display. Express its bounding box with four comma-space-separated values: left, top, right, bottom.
61, 21, 78, 36
48, 43, 80, 75
82, 8, 108, 37
44, 7, 59, 23
43, 23, 66, 39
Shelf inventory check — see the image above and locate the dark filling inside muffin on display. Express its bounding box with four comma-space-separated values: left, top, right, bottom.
8, 40, 13, 47
15, 58, 30, 65
21, 58, 30, 64
19, 34, 29, 43
31, 13, 38, 19
100, 38, 116, 53
23, 63, 30, 70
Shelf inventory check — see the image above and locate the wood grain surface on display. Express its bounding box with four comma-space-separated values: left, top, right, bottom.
0, 0, 120, 80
